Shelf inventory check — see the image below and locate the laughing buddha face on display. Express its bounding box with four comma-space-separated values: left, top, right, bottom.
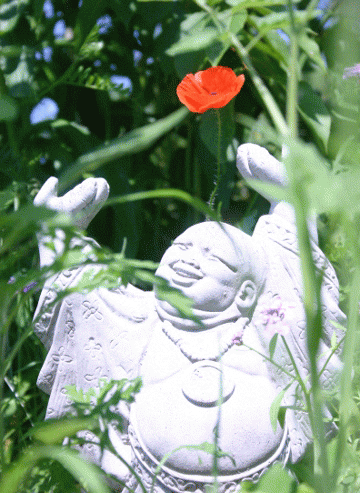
155, 222, 266, 315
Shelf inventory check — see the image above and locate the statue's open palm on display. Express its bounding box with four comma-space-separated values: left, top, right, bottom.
34, 176, 109, 229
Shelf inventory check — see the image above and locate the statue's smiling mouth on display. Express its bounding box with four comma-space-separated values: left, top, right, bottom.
171, 262, 203, 286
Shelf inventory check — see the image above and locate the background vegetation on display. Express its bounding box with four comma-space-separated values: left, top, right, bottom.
1, 0, 360, 491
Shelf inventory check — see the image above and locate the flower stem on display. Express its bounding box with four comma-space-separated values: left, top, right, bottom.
208, 109, 222, 215
286, 0, 299, 138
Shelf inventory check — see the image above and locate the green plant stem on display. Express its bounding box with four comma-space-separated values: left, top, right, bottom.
208, 109, 222, 214
185, 118, 193, 194
285, 1, 330, 488
229, 34, 289, 136
0, 333, 5, 472
107, 188, 217, 220
286, 0, 299, 138
290, 184, 330, 493
0, 289, 11, 474
194, 154, 202, 224
334, 218, 360, 484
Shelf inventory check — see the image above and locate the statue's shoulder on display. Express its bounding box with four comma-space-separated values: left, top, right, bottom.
97, 283, 155, 323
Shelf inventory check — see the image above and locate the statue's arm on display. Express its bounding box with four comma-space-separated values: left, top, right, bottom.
34, 176, 109, 267
236, 144, 318, 243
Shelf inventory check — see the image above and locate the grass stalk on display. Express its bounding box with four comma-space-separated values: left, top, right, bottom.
334, 218, 360, 483
285, 0, 330, 489
229, 34, 289, 136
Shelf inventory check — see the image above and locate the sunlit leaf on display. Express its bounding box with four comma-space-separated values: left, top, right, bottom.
269, 386, 290, 433
59, 107, 189, 189
228, 0, 300, 7
298, 31, 326, 72
249, 10, 318, 33
5, 55, 33, 98
244, 178, 290, 203
298, 81, 331, 152
257, 463, 296, 492
31, 417, 98, 445
0, 446, 111, 493
0, 0, 29, 34
166, 27, 219, 56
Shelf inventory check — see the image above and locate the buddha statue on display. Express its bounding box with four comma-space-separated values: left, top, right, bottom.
33, 144, 344, 492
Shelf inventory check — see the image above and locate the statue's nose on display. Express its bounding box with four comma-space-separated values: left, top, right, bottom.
181, 257, 200, 269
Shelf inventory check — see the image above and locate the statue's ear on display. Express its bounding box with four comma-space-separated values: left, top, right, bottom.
236, 280, 257, 311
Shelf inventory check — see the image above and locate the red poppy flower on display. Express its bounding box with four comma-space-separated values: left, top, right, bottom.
176, 66, 245, 114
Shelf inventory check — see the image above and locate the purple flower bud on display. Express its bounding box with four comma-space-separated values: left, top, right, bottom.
343, 63, 360, 79
23, 281, 38, 293
231, 332, 243, 346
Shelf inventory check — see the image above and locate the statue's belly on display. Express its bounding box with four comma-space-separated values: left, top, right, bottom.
131, 361, 285, 476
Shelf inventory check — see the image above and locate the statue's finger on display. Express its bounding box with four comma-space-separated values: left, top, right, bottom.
76, 179, 109, 228
60, 178, 99, 214
93, 178, 109, 205
34, 177, 59, 207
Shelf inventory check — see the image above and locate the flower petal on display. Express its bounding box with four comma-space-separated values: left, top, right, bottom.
176, 66, 245, 113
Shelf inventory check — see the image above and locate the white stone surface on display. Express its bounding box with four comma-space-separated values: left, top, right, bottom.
34, 145, 345, 492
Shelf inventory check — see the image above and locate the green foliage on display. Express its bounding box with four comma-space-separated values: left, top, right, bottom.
0, 0, 360, 492
241, 463, 297, 492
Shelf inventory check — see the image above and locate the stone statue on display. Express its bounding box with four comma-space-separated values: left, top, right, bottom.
33, 144, 345, 493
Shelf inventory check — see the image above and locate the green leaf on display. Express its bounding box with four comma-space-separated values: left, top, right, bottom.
298, 81, 331, 152
65, 385, 97, 404
74, 0, 105, 50
5, 54, 33, 98
166, 27, 219, 56
269, 333, 278, 359
0, 446, 111, 493
228, 0, 300, 7
229, 10, 247, 35
281, 138, 360, 218
245, 178, 290, 203
255, 463, 296, 492
270, 387, 287, 433
46, 448, 112, 493
297, 485, 316, 493
31, 417, 98, 445
298, 31, 326, 72
107, 188, 217, 220
249, 10, 317, 32
270, 389, 287, 433
0, 94, 18, 121
0, 0, 29, 34
152, 276, 200, 324
59, 107, 189, 190
205, 9, 247, 65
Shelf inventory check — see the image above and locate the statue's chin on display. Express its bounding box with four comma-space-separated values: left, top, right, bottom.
155, 298, 242, 331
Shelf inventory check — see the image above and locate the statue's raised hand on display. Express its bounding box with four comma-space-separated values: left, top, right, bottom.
236, 144, 287, 205
34, 176, 109, 229
237, 143, 318, 241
